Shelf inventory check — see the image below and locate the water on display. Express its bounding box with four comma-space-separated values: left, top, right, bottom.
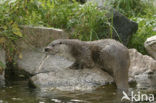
1, 80, 154, 103
0, 81, 126, 103
2, 71, 156, 103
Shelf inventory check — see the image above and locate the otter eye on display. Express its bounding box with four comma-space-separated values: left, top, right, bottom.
51, 44, 55, 47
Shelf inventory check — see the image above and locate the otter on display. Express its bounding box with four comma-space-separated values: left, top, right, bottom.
45, 39, 130, 92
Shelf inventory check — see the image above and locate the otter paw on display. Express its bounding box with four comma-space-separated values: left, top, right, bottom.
69, 66, 79, 70
68, 63, 84, 70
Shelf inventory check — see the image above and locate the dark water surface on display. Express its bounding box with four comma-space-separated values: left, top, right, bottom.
0, 80, 156, 103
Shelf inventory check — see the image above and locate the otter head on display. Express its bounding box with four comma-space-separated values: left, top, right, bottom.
45, 39, 67, 55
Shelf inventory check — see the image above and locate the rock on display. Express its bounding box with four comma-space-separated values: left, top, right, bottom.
129, 49, 156, 77
30, 66, 113, 91
111, 10, 138, 45
14, 26, 114, 91
76, 0, 86, 4
17, 26, 68, 49
144, 35, 156, 59
17, 50, 113, 91
14, 29, 155, 91
0, 49, 6, 87
16, 47, 156, 91
87, 0, 105, 7
153, 27, 156, 31
13, 26, 154, 91
77, 0, 106, 6
15, 27, 155, 91
13, 26, 68, 79
128, 49, 156, 89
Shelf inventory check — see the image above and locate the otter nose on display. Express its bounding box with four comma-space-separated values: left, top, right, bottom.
44, 48, 50, 52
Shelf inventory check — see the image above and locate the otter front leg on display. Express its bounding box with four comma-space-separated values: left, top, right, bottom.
69, 62, 84, 69
113, 64, 129, 93
69, 62, 94, 70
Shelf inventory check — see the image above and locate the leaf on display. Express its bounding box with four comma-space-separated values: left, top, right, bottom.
9, 20, 13, 25
19, 53, 23, 59
2, 26, 7, 30
0, 61, 6, 69
0, 37, 6, 44
12, 23, 23, 37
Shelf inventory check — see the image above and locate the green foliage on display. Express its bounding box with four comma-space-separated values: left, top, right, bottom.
0, 0, 26, 59
0, 1, 25, 40
0, 0, 111, 42
68, 3, 110, 41
128, 16, 156, 54
111, 0, 155, 17
0, 0, 155, 56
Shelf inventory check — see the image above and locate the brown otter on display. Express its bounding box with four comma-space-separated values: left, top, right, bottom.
45, 39, 130, 92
